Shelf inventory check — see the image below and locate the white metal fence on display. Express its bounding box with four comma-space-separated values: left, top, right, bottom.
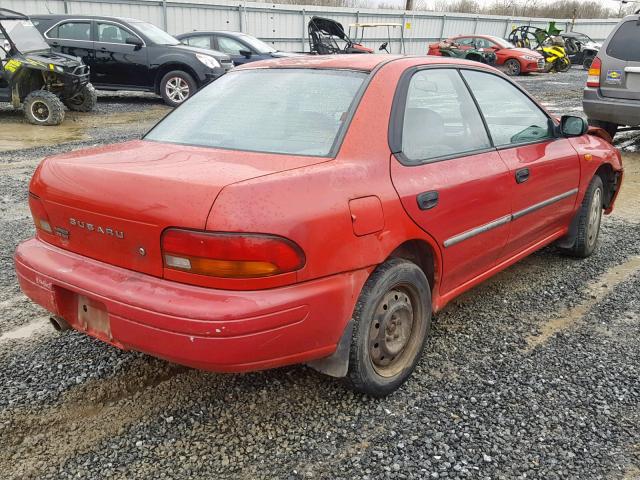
5, 0, 622, 54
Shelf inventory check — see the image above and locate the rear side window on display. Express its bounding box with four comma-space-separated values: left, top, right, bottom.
145, 69, 366, 157
401, 69, 491, 162
53, 22, 91, 41
606, 21, 640, 62
462, 70, 553, 147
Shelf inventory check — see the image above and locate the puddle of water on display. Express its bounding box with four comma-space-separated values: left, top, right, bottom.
0, 107, 169, 153
526, 256, 640, 350
0, 317, 51, 343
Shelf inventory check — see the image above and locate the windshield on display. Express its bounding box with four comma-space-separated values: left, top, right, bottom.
240, 34, 277, 54
0, 19, 49, 53
145, 69, 367, 156
131, 22, 179, 45
490, 36, 516, 49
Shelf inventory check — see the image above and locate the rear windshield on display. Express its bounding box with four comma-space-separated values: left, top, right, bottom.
145, 69, 367, 156
606, 20, 640, 62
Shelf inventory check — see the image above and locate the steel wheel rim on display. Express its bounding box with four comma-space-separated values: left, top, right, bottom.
368, 285, 422, 378
587, 188, 602, 248
507, 60, 519, 75
30, 100, 51, 122
166, 77, 190, 103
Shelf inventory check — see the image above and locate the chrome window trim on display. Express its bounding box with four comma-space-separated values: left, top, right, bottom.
45, 18, 147, 47
44, 18, 93, 43
443, 188, 579, 248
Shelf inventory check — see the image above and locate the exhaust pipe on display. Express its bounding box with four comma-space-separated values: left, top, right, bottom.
49, 315, 71, 332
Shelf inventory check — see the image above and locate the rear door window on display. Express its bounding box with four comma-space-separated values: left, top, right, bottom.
400, 68, 491, 163
52, 21, 92, 41
184, 35, 211, 49
606, 21, 640, 62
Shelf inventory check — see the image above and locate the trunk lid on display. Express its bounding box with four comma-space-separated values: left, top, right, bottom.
31, 140, 326, 277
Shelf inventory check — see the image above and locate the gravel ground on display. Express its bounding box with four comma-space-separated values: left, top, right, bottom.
0, 71, 639, 479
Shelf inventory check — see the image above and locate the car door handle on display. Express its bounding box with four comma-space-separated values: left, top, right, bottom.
417, 191, 439, 210
51, 41, 59, 46
515, 168, 530, 184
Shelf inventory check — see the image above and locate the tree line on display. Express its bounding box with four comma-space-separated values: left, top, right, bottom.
274, 0, 636, 18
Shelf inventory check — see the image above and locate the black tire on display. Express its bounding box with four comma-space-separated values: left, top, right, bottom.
504, 58, 522, 76
160, 70, 197, 107
23, 90, 65, 126
583, 55, 595, 70
346, 258, 431, 397
562, 176, 604, 258
588, 119, 618, 140
64, 83, 97, 112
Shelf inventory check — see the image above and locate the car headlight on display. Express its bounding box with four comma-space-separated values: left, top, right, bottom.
195, 54, 220, 69
522, 55, 539, 61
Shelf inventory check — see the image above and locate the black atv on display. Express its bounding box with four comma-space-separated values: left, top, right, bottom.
0, 8, 96, 125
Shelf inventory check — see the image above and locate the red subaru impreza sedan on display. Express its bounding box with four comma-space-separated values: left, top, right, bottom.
15, 55, 622, 396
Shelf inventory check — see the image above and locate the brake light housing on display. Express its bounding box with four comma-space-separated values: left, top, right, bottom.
161, 229, 306, 280
28, 193, 53, 234
587, 57, 601, 88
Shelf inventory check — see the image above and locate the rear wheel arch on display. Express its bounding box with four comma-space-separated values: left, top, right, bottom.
387, 239, 439, 300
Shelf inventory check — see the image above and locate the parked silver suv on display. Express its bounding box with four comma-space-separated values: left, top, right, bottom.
583, 14, 640, 140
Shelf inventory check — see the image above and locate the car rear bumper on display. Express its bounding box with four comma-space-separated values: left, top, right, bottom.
14, 238, 367, 372
583, 87, 640, 126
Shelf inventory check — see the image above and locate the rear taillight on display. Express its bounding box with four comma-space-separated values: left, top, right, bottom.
587, 57, 602, 88
28, 193, 53, 234
161, 229, 305, 278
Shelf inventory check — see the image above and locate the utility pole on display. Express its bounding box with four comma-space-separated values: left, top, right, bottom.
405, 0, 414, 10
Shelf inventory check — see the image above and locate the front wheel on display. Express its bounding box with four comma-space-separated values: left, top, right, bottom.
561, 175, 604, 258
160, 70, 197, 107
346, 259, 431, 397
558, 57, 572, 72
504, 58, 522, 76
64, 83, 97, 112
23, 90, 65, 126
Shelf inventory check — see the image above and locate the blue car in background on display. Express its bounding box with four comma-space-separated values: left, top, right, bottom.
175, 30, 302, 66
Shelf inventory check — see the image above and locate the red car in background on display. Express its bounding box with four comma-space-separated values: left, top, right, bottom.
15, 55, 622, 397
428, 34, 545, 75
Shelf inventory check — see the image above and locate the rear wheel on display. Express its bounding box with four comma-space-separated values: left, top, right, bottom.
561, 175, 604, 258
346, 259, 431, 397
588, 119, 618, 140
64, 83, 97, 112
160, 70, 197, 107
23, 90, 65, 126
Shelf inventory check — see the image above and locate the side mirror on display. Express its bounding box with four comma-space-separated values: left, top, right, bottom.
561, 115, 588, 137
126, 36, 143, 49
239, 49, 252, 58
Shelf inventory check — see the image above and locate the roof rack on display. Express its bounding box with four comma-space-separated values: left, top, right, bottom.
0, 8, 29, 21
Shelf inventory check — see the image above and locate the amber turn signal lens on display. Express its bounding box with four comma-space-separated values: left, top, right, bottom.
161, 229, 305, 278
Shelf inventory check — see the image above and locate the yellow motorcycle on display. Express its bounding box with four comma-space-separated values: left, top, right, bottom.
509, 26, 571, 73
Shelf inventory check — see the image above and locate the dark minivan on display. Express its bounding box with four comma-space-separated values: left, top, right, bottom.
32, 15, 233, 106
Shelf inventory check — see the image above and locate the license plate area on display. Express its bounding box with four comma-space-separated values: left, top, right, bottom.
77, 295, 112, 341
